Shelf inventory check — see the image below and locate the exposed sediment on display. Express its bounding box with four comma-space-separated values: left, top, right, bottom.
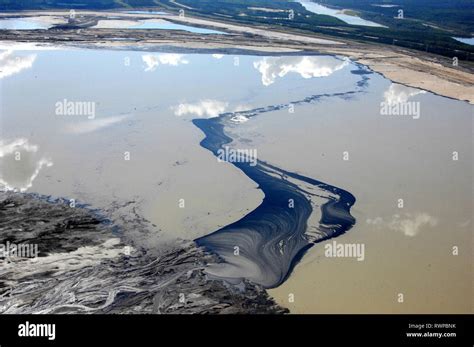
1, 10, 473, 103
0, 192, 287, 314
194, 91, 358, 289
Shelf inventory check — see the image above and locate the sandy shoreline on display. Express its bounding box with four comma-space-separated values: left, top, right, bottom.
0, 10, 473, 103
1, 10, 472, 314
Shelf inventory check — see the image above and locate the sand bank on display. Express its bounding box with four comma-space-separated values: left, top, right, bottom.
1, 10, 472, 104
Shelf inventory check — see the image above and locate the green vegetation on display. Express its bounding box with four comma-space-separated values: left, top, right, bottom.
1, 0, 473, 61
156, 0, 474, 60
322, 0, 474, 34
340, 9, 359, 17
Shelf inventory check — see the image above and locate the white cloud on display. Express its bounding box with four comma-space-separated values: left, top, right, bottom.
367, 213, 438, 237
173, 100, 229, 118
0, 138, 37, 156
366, 216, 384, 225
142, 55, 159, 71
0, 138, 53, 192
253, 56, 349, 86
0, 42, 61, 51
230, 115, 249, 123
383, 83, 426, 105
64, 115, 128, 134
0, 50, 37, 79
142, 53, 189, 71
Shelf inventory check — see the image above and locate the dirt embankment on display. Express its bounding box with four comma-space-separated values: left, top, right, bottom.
1, 10, 473, 103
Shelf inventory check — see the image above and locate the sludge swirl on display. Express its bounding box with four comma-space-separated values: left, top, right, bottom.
194, 92, 357, 289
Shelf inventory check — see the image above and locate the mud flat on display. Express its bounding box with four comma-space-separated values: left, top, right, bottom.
0, 192, 286, 314
0, 11, 472, 315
